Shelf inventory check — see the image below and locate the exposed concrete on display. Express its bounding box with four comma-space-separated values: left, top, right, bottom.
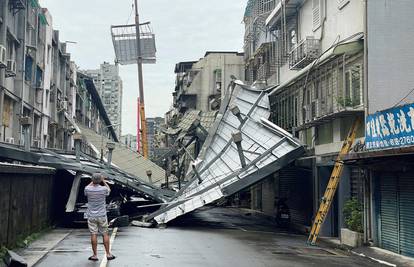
16, 229, 71, 267
341, 228, 363, 248
352, 247, 414, 267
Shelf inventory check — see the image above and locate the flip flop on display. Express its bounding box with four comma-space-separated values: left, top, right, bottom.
88, 256, 99, 261
107, 255, 116, 261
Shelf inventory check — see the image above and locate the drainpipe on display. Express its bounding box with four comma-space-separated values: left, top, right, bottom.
19, 2, 28, 145
106, 141, 115, 168
363, 0, 370, 244
232, 131, 246, 168
363, 0, 369, 117
363, 171, 370, 244
0, 0, 8, 140
73, 133, 82, 162
20, 116, 32, 151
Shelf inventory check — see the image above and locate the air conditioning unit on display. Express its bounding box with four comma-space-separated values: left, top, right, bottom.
5, 137, 15, 144
0, 45, 6, 68
6, 60, 17, 77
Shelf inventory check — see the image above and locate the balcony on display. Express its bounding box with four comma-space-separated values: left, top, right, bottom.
289, 37, 321, 70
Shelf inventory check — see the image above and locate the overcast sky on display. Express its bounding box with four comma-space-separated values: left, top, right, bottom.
39, 0, 245, 135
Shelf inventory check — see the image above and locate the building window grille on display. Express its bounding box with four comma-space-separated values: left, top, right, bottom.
344, 64, 362, 107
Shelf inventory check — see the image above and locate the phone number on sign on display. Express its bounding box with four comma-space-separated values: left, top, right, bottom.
366, 135, 414, 149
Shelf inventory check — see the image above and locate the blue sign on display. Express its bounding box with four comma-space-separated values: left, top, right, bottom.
365, 103, 414, 150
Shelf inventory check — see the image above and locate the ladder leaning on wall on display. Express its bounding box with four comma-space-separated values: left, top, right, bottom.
307, 117, 361, 245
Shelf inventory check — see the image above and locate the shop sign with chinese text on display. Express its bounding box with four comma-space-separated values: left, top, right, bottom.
366, 103, 414, 150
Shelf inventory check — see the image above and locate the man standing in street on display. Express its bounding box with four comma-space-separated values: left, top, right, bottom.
84, 173, 116, 261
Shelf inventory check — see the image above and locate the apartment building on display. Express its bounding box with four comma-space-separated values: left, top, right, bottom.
146, 117, 164, 159
0, 0, 116, 152
172, 51, 245, 113
244, 0, 366, 236
82, 62, 123, 138
120, 134, 137, 151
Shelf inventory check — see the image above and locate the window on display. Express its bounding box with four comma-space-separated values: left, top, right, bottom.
25, 55, 34, 81
312, 0, 322, 30
7, 38, 15, 61
313, 80, 320, 100
345, 65, 362, 107
289, 29, 297, 51
214, 69, 222, 92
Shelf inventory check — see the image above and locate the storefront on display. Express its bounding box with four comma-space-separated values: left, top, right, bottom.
344, 102, 414, 258
375, 168, 414, 257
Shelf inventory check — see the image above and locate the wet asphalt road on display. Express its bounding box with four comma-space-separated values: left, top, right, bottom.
34, 207, 382, 267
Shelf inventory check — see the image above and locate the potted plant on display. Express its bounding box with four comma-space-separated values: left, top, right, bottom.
341, 198, 363, 247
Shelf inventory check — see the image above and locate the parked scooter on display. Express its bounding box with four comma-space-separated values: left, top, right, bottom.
275, 197, 290, 228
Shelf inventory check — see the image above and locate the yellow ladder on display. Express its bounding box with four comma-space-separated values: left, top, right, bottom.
308, 117, 361, 245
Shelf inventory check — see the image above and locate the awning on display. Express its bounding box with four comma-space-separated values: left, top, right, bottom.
30, 0, 40, 8
0, 142, 173, 203
344, 146, 414, 163
38, 13, 48, 26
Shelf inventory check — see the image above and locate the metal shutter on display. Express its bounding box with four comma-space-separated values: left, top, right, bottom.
398, 173, 414, 257
312, 0, 321, 30
279, 167, 313, 226
379, 174, 399, 253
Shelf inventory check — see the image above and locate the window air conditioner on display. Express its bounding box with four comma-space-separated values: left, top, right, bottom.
6, 60, 17, 76
0, 45, 6, 68
5, 137, 15, 144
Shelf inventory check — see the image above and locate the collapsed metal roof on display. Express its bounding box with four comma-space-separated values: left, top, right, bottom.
0, 143, 172, 202
77, 124, 167, 186
162, 110, 218, 136
146, 82, 305, 224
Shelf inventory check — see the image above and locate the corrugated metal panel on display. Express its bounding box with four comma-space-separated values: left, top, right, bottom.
379, 174, 399, 254
77, 125, 166, 186
147, 83, 304, 224
398, 174, 414, 257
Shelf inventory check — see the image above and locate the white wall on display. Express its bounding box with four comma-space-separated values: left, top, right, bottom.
367, 0, 414, 114
186, 53, 244, 111
278, 0, 364, 84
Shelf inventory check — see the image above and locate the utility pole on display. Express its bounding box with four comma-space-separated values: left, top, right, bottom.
134, 0, 149, 158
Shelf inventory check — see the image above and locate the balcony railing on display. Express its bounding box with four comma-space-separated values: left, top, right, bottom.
289, 37, 321, 70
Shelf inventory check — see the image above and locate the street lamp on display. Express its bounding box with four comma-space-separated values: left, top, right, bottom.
100, 123, 120, 162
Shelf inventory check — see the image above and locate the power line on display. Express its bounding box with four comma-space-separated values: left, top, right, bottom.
392, 87, 414, 108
